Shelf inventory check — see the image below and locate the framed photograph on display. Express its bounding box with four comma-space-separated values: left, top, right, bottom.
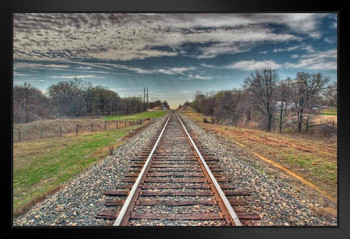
3, 0, 350, 238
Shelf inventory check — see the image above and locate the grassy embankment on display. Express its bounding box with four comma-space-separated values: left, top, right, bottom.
179, 106, 337, 203
104, 111, 167, 121
13, 111, 167, 217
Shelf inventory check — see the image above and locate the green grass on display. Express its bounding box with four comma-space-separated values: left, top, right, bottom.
321, 108, 337, 116
104, 111, 167, 121
13, 125, 141, 216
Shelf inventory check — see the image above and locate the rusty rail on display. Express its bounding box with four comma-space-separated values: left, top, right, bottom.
96, 110, 259, 226
113, 111, 173, 226
175, 111, 242, 226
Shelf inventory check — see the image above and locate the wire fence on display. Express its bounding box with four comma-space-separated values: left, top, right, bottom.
13, 118, 149, 143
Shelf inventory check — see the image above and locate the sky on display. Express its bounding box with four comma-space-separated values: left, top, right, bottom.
13, 13, 337, 109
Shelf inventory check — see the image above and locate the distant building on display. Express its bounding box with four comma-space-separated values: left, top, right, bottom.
275, 101, 293, 110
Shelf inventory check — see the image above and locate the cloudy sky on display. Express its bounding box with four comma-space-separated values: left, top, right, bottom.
13, 13, 337, 108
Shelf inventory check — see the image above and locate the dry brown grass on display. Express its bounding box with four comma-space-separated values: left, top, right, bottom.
180, 106, 337, 201
13, 117, 142, 142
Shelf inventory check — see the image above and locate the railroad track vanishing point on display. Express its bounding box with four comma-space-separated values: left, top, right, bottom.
96, 110, 260, 226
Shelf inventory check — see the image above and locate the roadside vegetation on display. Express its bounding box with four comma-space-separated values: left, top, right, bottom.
182, 69, 337, 137
178, 68, 337, 202
179, 106, 337, 201
13, 110, 167, 217
13, 125, 139, 217
13, 77, 169, 124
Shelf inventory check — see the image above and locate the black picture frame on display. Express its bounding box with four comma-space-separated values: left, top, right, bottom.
2, 0, 350, 238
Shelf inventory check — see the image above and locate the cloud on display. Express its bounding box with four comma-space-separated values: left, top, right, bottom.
273, 46, 299, 53
14, 13, 326, 62
195, 27, 298, 59
226, 60, 282, 71
51, 75, 102, 79
200, 63, 216, 68
245, 13, 327, 38
77, 66, 92, 70
196, 42, 251, 59
273, 45, 315, 53
14, 62, 70, 70
180, 90, 193, 94
13, 72, 33, 77
14, 79, 45, 84
187, 74, 212, 80
284, 49, 336, 70
80, 62, 195, 75
157, 67, 196, 75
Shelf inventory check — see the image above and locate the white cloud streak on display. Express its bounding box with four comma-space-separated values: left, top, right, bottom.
51, 75, 102, 79
284, 49, 336, 70
226, 60, 282, 71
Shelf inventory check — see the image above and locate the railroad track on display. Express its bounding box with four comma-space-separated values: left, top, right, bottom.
96, 110, 260, 226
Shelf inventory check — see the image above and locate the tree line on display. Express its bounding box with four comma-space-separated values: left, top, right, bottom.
13, 78, 169, 123
189, 69, 337, 134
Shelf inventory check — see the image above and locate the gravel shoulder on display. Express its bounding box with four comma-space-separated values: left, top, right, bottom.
179, 113, 337, 226
13, 113, 169, 226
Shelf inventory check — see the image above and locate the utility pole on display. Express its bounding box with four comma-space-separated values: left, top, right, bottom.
143, 88, 146, 111
146, 88, 149, 110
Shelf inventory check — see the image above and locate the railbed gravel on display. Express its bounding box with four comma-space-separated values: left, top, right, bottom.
13, 113, 169, 226
14, 112, 337, 226
178, 113, 337, 226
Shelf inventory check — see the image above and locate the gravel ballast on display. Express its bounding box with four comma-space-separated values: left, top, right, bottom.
178, 113, 337, 226
13, 112, 337, 226
13, 113, 169, 226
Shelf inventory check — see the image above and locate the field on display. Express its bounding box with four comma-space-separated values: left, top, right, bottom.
179, 106, 337, 202
321, 108, 337, 116
13, 110, 167, 142
13, 111, 166, 217
104, 111, 167, 121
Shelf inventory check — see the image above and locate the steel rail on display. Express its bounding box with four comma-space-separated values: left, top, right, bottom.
175, 111, 243, 226
113, 111, 173, 226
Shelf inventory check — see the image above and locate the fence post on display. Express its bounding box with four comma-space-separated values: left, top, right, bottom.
116, 121, 118, 129
40, 128, 43, 139
76, 125, 78, 135
125, 119, 127, 127
91, 123, 93, 132
104, 121, 107, 131
18, 130, 21, 142
59, 126, 62, 137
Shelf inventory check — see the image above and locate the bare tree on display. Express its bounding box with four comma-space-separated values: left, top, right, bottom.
276, 79, 293, 133
221, 89, 244, 126
323, 81, 337, 107
240, 90, 254, 127
291, 72, 329, 132
244, 68, 279, 132
13, 83, 51, 123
